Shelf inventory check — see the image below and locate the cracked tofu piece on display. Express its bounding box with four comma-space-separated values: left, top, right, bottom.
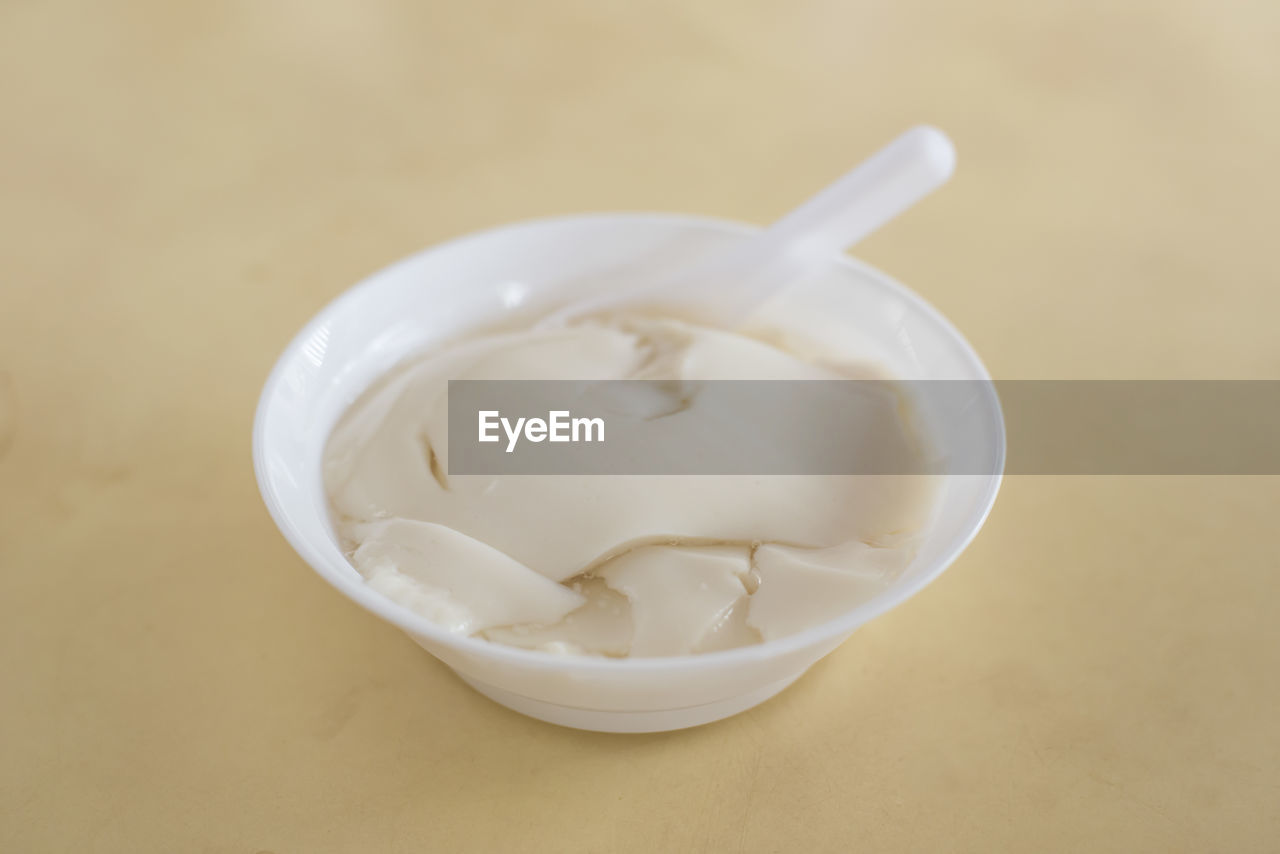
747, 540, 914, 641
482, 577, 634, 657
598, 545, 751, 657
351, 518, 585, 634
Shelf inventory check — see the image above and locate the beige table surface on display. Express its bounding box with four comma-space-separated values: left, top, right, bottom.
3, 1, 1278, 851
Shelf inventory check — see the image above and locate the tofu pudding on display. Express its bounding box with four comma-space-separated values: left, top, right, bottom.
323, 314, 938, 658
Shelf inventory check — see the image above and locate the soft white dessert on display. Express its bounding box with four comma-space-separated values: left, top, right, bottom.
323, 316, 937, 657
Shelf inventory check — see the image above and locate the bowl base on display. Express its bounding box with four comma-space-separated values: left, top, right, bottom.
454, 671, 804, 733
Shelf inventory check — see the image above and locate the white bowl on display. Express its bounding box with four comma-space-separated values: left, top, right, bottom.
253, 213, 1004, 732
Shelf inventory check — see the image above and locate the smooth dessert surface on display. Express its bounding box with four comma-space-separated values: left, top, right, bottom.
324, 315, 939, 656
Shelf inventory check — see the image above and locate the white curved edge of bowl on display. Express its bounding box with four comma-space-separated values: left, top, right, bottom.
252, 211, 1006, 675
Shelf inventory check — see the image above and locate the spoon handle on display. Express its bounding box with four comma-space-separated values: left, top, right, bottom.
706, 125, 956, 325
546, 126, 955, 328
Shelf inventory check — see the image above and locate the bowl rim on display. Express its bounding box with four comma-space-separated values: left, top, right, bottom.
253, 211, 1005, 673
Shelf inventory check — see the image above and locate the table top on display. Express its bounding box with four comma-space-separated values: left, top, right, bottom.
3, 1, 1277, 851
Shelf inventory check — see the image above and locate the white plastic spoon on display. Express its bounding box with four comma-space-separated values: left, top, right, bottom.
544, 125, 956, 329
